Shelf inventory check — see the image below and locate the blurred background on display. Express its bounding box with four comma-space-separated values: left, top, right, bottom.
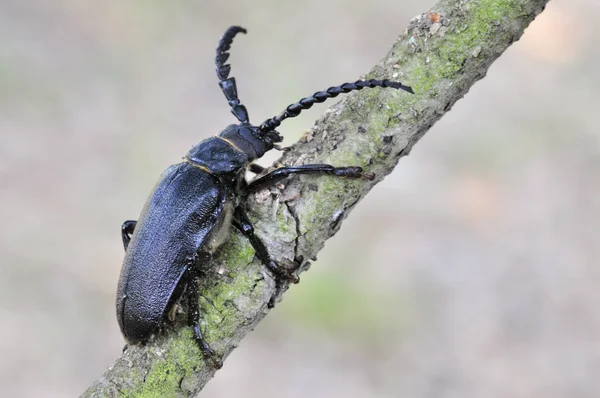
1, 0, 599, 397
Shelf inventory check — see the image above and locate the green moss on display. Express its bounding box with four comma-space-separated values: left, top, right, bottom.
214, 232, 256, 268
275, 206, 297, 237
120, 231, 265, 397
437, 0, 523, 77
297, 176, 359, 237
167, 331, 207, 375
134, 360, 183, 398
122, 331, 205, 398
352, 0, 526, 137
200, 272, 262, 341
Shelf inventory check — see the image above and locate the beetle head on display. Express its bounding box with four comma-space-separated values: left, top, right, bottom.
219, 124, 281, 161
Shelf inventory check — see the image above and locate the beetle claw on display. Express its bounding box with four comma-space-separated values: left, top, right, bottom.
361, 171, 376, 180
285, 273, 300, 284
210, 356, 224, 370
268, 258, 301, 284
275, 269, 299, 285
200, 345, 223, 369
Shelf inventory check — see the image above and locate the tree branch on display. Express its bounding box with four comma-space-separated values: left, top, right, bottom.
83, 0, 549, 396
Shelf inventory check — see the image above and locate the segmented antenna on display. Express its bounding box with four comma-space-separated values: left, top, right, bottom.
216, 26, 249, 123
259, 79, 414, 132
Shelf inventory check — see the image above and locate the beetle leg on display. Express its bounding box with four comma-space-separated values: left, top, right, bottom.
233, 206, 300, 308
242, 164, 375, 194
232, 206, 300, 285
121, 220, 137, 251
248, 163, 266, 175
186, 266, 223, 369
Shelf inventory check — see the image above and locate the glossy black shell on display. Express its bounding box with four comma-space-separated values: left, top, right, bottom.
116, 162, 227, 342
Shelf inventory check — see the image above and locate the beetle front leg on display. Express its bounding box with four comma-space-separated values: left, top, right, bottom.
242, 164, 374, 194
121, 220, 137, 251
186, 264, 223, 369
248, 163, 266, 174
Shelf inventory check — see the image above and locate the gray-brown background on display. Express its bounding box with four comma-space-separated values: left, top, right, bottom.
1, 0, 599, 397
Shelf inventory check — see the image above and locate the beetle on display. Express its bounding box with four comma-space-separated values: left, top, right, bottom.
116, 26, 413, 368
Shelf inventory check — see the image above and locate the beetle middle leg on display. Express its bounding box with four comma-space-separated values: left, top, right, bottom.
121, 220, 137, 251
232, 206, 300, 282
233, 206, 300, 308
186, 265, 223, 369
242, 164, 374, 194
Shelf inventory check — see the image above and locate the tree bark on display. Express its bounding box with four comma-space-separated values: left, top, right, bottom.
83, 0, 550, 396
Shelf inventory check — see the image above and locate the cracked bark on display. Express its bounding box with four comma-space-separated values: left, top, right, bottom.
83, 0, 550, 396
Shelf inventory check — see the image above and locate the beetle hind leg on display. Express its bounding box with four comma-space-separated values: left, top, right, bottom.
121, 220, 137, 251
186, 266, 223, 369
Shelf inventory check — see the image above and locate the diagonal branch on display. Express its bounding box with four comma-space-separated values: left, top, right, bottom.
83, 0, 549, 396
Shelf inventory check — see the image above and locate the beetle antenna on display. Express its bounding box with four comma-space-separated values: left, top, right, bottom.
216, 26, 250, 124
259, 79, 414, 132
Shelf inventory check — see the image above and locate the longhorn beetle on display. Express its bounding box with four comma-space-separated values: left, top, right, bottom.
116, 26, 413, 368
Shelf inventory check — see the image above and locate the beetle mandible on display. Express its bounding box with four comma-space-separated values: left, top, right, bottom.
116, 26, 413, 368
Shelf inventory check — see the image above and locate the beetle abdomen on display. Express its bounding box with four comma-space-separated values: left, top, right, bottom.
116, 163, 227, 341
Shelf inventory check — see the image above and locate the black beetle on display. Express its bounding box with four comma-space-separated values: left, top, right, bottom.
116, 26, 413, 367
